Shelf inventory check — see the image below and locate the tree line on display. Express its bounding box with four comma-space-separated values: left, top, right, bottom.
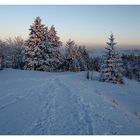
0, 17, 92, 72
0, 16, 140, 83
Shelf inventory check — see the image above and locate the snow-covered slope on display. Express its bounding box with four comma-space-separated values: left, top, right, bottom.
0, 69, 140, 135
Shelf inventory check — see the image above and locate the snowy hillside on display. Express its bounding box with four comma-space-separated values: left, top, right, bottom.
0, 69, 140, 135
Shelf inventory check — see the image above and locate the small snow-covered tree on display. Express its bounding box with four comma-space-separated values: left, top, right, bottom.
24, 16, 46, 70
100, 34, 124, 84
78, 46, 89, 71
48, 25, 62, 71
65, 39, 80, 72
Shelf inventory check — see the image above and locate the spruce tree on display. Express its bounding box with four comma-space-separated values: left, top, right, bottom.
24, 17, 46, 70
65, 39, 80, 72
100, 34, 124, 84
78, 46, 89, 71
48, 25, 62, 71
37, 30, 54, 71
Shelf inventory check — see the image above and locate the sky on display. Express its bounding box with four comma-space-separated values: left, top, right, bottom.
0, 5, 140, 48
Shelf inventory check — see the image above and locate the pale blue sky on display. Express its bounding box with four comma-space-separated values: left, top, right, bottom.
0, 5, 140, 48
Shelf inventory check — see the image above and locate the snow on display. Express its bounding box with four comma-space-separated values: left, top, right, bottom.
0, 69, 140, 135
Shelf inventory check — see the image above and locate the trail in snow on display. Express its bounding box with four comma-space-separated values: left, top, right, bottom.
0, 69, 140, 134
26, 77, 94, 134
58, 73, 140, 134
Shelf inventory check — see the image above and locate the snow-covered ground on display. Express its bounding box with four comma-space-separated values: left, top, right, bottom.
0, 69, 140, 135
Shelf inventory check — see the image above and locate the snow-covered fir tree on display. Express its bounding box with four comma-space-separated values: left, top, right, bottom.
77, 46, 86, 71
24, 17, 46, 70
77, 46, 89, 71
47, 25, 62, 71
37, 30, 54, 71
65, 39, 80, 72
100, 34, 124, 84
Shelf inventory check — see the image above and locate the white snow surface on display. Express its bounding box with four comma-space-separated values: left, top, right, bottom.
0, 69, 140, 135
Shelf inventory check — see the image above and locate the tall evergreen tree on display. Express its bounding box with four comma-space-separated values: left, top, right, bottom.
100, 34, 124, 84
24, 16, 46, 70
37, 30, 54, 71
48, 25, 62, 71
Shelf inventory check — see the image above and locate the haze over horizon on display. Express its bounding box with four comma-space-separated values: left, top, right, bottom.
0, 5, 140, 49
